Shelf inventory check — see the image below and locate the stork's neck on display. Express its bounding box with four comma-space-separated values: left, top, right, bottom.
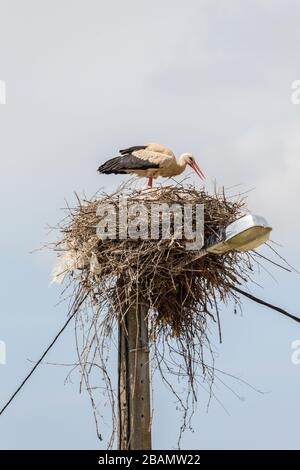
174, 154, 188, 175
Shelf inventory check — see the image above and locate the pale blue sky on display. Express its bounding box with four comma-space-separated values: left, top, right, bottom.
0, 0, 300, 449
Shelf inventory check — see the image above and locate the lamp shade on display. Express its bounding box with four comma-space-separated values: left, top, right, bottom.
207, 214, 272, 254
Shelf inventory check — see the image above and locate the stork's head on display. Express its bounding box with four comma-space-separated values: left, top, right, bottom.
180, 153, 205, 180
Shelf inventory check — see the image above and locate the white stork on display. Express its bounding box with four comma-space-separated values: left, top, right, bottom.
97, 143, 205, 188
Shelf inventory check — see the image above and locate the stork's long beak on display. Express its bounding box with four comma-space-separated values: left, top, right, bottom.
189, 162, 205, 180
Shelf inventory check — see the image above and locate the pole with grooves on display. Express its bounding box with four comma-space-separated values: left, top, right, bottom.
118, 299, 151, 450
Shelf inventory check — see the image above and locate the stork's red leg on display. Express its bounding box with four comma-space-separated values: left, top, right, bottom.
148, 177, 153, 188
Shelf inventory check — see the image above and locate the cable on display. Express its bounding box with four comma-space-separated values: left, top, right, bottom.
0, 293, 87, 417
232, 286, 300, 324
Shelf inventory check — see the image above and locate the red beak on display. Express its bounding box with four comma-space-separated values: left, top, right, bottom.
190, 161, 205, 181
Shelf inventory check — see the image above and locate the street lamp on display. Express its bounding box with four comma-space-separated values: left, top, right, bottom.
206, 214, 272, 254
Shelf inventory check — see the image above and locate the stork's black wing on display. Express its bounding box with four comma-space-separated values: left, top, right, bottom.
97, 153, 159, 174
119, 145, 147, 155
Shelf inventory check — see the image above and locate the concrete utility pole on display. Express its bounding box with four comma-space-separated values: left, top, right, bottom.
118, 298, 151, 450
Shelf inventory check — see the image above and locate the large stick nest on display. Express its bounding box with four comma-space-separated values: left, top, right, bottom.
54, 185, 249, 334
51, 183, 257, 446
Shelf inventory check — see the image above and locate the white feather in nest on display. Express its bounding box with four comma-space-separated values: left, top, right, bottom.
89, 252, 101, 275
50, 250, 88, 285
50, 250, 101, 285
